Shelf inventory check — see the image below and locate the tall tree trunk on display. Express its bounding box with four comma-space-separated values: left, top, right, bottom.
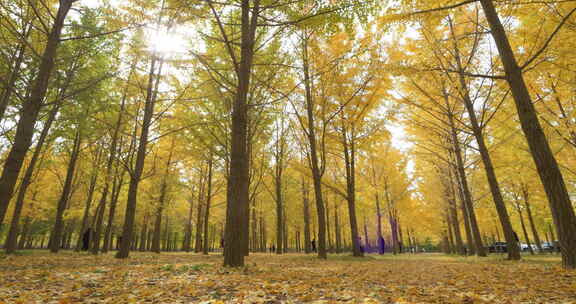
195, 180, 205, 253
5, 102, 59, 254
115, 54, 164, 259
479, 0, 576, 268
515, 201, 534, 255
0, 0, 73, 227
50, 129, 81, 253
335, 204, 342, 253
523, 187, 542, 252
17, 216, 31, 250
326, 194, 332, 252
447, 17, 518, 259
75, 164, 99, 251
202, 154, 213, 255
152, 138, 176, 253
103, 162, 125, 253
342, 124, 362, 257
139, 211, 149, 251
92, 67, 129, 254
446, 215, 455, 254
448, 52, 520, 260
250, 200, 257, 252
447, 169, 465, 255
183, 191, 195, 252
274, 136, 284, 254
283, 206, 288, 253
301, 31, 327, 259
260, 215, 267, 252
223, 0, 260, 267
448, 112, 485, 256
302, 177, 311, 253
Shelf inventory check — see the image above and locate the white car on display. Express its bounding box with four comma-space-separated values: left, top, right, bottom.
520, 243, 538, 251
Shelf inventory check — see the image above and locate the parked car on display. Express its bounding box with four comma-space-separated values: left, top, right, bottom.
520, 243, 538, 252
487, 242, 507, 253
541, 242, 561, 252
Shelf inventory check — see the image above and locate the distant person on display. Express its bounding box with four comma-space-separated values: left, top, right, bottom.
82, 228, 92, 251
378, 236, 385, 254
311, 239, 317, 252
358, 237, 365, 254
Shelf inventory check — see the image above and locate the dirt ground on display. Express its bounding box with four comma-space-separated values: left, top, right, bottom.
0, 251, 574, 303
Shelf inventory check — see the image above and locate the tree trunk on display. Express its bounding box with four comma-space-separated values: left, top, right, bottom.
5, 102, 59, 254
92, 69, 129, 254
50, 129, 81, 253
139, 211, 149, 251
300, 31, 327, 259
302, 177, 311, 253
342, 124, 363, 257
283, 206, 288, 253
479, 0, 576, 268
515, 202, 534, 255
152, 138, 176, 253
195, 181, 205, 253
274, 137, 284, 254
223, 0, 260, 267
115, 55, 164, 259
447, 169, 465, 255
183, 192, 195, 252
17, 217, 31, 250
103, 164, 125, 252
523, 188, 542, 252
75, 165, 99, 251
0, 0, 73, 227
448, 111, 485, 256
335, 204, 342, 253
446, 215, 455, 254
203, 154, 213, 255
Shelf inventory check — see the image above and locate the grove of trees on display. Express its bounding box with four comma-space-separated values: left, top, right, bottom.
1, 0, 575, 269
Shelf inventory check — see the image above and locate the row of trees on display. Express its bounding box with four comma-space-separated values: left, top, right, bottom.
0, 0, 574, 268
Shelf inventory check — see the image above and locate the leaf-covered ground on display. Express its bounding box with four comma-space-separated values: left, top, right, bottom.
0, 251, 574, 303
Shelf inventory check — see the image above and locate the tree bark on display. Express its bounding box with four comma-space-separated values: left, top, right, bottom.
50, 129, 81, 253
5, 102, 59, 254
341, 124, 362, 257
522, 187, 542, 252
447, 111, 485, 256
0, 0, 73, 227
115, 55, 164, 259
202, 154, 213, 255
195, 177, 205, 253
75, 162, 99, 251
300, 32, 327, 259
223, 0, 260, 267
335, 203, 342, 253
515, 201, 534, 255
103, 161, 125, 253
152, 138, 176, 253
274, 130, 285, 254
479, 0, 576, 268
448, 37, 520, 260
447, 168, 465, 255
302, 177, 311, 253
183, 191, 195, 252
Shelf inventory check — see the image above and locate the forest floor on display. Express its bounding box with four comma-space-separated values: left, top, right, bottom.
0, 251, 573, 304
